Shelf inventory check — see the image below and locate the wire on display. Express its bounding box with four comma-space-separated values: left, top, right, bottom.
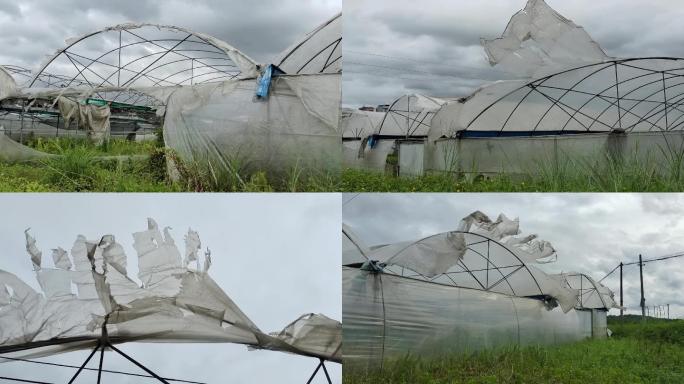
599, 251, 684, 282
0, 377, 52, 384
598, 264, 620, 282
0, 356, 206, 384
623, 252, 684, 266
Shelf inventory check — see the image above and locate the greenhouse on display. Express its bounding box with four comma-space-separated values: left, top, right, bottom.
0, 218, 341, 382
342, 211, 617, 369
343, 94, 449, 175
0, 13, 342, 181
344, 0, 684, 176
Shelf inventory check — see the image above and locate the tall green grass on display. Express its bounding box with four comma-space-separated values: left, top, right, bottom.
0, 136, 341, 192
342, 147, 684, 192
343, 319, 684, 384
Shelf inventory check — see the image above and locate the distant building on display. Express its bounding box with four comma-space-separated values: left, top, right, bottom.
359, 106, 375, 112
376, 104, 389, 112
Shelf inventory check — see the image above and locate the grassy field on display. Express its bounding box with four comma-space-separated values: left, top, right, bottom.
0, 136, 339, 192
343, 317, 684, 384
7, 136, 684, 192
341, 156, 684, 192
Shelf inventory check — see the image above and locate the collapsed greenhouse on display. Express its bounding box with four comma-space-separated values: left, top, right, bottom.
342, 211, 618, 369
0, 218, 341, 382
344, 0, 684, 176
0, 13, 342, 180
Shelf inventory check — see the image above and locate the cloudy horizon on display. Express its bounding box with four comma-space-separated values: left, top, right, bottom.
0, 0, 340, 70
343, 0, 684, 108
343, 193, 684, 319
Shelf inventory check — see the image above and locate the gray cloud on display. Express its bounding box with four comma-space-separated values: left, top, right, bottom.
343, 0, 684, 108
343, 193, 684, 319
0, 0, 340, 69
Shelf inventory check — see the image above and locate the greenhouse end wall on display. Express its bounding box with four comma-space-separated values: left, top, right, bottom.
163, 74, 341, 183
423, 131, 684, 175
343, 267, 597, 370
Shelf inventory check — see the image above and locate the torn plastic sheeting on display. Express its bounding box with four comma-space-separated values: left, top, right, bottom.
264, 313, 342, 362
482, 0, 609, 78
343, 217, 596, 313
457, 211, 520, 240
368, 232, 467, 278
56, 96, 111, 145
274, 13, 342, 75
0, 218, 341, 364
0, 65, 17, 102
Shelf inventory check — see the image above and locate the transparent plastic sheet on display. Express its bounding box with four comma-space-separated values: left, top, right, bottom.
266, 313, 342, 362
0, 219, 341, 363
342, 267, 592, 370
397, 141, 424, 177
0, 66, 17, 101
561, 273, 618, 309
341, 108, 384, 139
376, 94, 448, 137
162, 74, 341, 183
343, 224, 370, 265
482, 0, 608, 78
274, 13, 342, 75
342, 139, 395, 171
0, 130, 53, 163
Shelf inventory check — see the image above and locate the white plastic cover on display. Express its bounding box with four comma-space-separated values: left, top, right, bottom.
56, 97, 111, 145
376, 94, 448, 137
482, 0, 609, 78
162, 74, 341, 182
343, 267, 593, 369
344, 211, 615, 313
0, 219, 341, 363
341, 108, 384, 139
0, 130, 54, 163
274, 13, 342, 75
0, 65, 17, 101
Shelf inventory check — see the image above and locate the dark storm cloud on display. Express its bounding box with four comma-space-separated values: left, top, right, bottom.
343, 193, 684, 319
0, 0, 339, 69
344, 0, 684, 107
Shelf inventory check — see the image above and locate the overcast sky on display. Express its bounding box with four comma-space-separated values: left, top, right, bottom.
343, 193, 684, 319
0, 193, 341, 384
343, 0, 684, 107
0, 0, 340, 69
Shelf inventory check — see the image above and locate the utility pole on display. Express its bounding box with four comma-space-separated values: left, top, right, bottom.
639, 254, 645, 321
668, 304, 670, 319
619, 262, 623, 316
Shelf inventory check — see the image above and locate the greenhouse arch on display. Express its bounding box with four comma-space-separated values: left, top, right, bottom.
463, 58, 684, 136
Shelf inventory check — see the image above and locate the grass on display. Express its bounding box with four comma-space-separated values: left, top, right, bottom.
8, 136, 684, 192
341, 148, 684, 192
343, 317, 684, 384
0, 135, 341, 192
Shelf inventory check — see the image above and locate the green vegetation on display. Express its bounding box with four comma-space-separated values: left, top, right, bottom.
341, 149, 684, 192
343, 318, 684, 384
0, 136, 340, 192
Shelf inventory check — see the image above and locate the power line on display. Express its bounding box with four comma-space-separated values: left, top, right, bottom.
623, 251, 684, 266
599, 251, 684, 281
598, 264, 620, 282
0, 356, 206, 384
0, 377, 52, 384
